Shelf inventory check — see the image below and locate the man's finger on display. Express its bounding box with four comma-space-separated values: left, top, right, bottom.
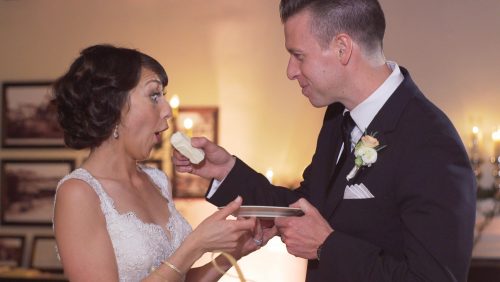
174, 164, 193, 173
274, 216, 291, 229
190, 136, 209, 149
289, 198, 315, 214
172, 149, 190, 161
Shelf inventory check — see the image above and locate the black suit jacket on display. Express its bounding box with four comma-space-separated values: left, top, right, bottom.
208, 68, 476, 282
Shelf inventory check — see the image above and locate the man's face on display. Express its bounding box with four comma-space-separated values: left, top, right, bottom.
284, 10, 344, 108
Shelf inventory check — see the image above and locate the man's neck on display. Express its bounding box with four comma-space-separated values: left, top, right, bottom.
343, 60, 391, 110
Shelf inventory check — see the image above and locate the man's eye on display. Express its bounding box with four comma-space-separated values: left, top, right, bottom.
294, 53, 304, 61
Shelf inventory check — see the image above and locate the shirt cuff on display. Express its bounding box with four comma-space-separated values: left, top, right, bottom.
207, 177, 224, 198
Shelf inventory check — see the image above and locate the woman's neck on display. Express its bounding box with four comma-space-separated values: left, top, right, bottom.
82, 143, 138, 181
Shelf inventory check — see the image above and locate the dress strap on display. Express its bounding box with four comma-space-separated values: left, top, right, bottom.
56, 168, 116, 217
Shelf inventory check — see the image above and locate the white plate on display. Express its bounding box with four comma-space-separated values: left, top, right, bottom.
219, 205, 304, 219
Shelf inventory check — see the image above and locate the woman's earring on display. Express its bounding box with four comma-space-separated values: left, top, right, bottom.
113, 124, 119, 139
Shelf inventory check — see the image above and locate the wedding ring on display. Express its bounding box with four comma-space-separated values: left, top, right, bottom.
253, 238, 263, 246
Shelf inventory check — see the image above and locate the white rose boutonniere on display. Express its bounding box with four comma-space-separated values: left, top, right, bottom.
346, 132, 386, 181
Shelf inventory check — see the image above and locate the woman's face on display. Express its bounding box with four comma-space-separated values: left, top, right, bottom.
118, 67, 171, 161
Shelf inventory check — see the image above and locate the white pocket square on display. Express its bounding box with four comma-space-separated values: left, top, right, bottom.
344, 183, 374, 199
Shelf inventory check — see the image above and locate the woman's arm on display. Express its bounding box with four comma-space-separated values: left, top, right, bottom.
143, 196, 260, 282
54, 179, 119, 282
56, 181, 264, 282
184, 219, 278, 282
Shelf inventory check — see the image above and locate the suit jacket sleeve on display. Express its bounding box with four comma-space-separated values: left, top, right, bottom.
206, 104, 342, 208
207, 157, 303, 207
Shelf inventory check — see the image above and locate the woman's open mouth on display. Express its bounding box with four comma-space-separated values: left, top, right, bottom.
154, 128, 168, 143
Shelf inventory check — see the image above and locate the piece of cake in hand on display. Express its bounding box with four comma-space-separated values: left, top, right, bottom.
170, 131, 205, 164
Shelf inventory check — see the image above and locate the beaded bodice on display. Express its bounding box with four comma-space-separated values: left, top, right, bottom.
55, 166, 192, 282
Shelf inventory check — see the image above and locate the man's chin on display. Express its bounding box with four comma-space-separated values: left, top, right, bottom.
308, 97, 329, 108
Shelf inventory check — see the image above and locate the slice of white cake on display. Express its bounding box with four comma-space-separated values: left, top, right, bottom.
170, 131, 205, 164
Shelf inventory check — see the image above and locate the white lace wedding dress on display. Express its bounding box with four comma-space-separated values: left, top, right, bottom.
54, 165, 193, 282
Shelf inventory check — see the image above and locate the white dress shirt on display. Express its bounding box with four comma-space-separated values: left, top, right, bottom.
343, 61, 404, 152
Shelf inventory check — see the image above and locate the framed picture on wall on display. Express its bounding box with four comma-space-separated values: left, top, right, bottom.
1, 82, 65, 148
0, 235, 25, 267
0, 159, 75, 225
172, 107, 218, 198
30, 236, 63, 272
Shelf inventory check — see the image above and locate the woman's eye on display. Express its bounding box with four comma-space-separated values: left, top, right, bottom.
150, 92, 161, 103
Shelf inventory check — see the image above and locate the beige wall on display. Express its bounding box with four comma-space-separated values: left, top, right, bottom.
0, 0, 499, 279
1, 0, 500, 179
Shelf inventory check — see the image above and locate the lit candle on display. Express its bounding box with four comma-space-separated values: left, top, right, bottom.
472, 126, 479, 145
183, 118, 193, 137
265, 168, 274, 184
169, 95, 180, 119
492, 128, 500, 160
470, 126, 480, 160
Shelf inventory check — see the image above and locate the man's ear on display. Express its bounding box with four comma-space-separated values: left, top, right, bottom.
333, 33, 353, 64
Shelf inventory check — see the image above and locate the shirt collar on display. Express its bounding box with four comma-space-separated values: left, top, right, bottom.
348, 61, 404, 133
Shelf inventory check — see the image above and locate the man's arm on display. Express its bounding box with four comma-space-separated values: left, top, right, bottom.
207, 157, 303, 207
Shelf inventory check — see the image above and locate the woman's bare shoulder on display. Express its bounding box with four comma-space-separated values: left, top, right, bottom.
55, 178, 101, 212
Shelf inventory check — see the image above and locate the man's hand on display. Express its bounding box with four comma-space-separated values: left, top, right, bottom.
172, 136, 235, 181
275, 198, 333, 259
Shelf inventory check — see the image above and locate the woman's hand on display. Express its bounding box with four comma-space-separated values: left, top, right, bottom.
188, 196, 256, 255
229, 218, 279, 259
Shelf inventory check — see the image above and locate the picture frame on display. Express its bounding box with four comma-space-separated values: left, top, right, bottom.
1, 159, 75, 225
172, 107, 218, 198
30, 235, 63, 273
1, 82, 65, 148
0, 235, 25, 267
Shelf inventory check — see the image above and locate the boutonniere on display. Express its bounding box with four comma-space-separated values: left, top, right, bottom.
346, 132, 387, 181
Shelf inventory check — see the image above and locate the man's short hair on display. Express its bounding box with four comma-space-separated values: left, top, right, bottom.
280, 0, 386, 52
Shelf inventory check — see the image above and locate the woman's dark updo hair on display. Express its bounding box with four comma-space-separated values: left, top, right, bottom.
53, 44, 168, 149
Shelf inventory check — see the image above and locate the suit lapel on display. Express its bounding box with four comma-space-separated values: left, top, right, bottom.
321, 67, 420, 219
321, 151, 356, 217
311, 105, 345, 212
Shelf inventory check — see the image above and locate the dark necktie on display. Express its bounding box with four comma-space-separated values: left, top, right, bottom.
331, 111, 356, 181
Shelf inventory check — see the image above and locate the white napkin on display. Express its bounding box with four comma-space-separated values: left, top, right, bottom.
344, 183, 374, 199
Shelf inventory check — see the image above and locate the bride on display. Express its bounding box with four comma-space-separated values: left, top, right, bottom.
52, 44, 275, 282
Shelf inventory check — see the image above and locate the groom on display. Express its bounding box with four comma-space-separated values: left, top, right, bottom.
173, 0, 476, 281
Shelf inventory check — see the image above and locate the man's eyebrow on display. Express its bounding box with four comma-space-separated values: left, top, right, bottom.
287, 47, 301, 54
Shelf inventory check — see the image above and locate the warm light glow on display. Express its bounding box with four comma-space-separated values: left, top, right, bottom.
493, 128, 500, 159
169, 95, 180, 109
169, 95, 180, 119
183, 118, 193, 130
265, 168, 274, 184
472, 126, 479, 134
492, 129, 500, 141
